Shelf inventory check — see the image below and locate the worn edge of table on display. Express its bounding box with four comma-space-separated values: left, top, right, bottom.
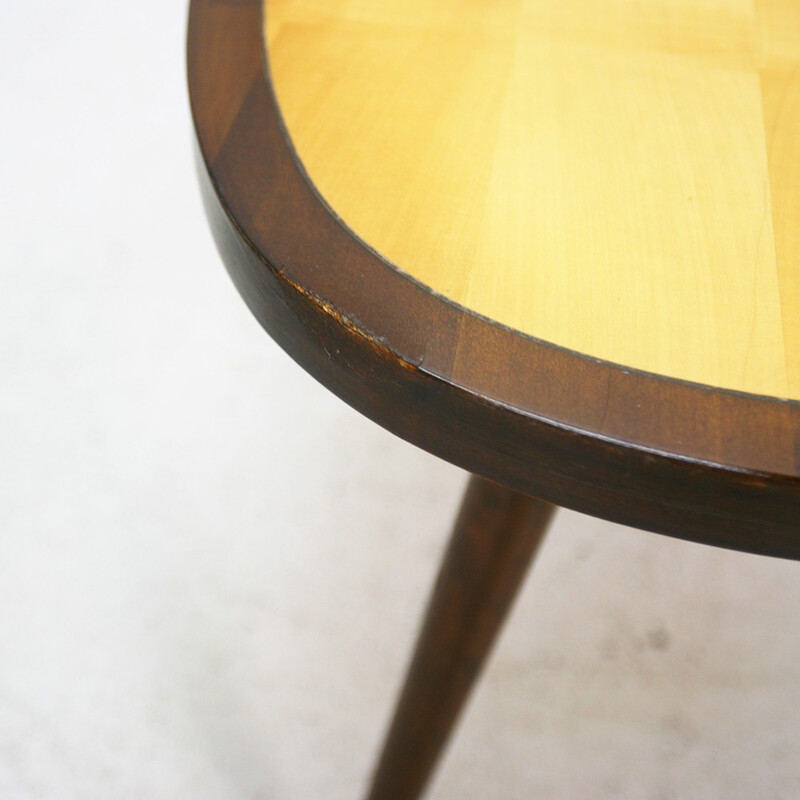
187, 0, 800, 558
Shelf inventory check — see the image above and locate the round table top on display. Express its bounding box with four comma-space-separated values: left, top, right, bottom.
188, 0, 800, 557
268, 0, 800, 403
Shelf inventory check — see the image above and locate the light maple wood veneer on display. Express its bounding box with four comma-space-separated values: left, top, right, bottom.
189, 0, 800, 555
266, 0, 800, 400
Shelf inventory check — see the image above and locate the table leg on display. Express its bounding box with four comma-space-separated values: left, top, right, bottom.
365, 474, 555, 800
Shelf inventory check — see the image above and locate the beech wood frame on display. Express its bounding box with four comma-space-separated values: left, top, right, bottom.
188, 0, 799, 557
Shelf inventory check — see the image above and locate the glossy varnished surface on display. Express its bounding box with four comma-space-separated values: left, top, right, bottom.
267, 0, 800, 400
189, 0, 800, 556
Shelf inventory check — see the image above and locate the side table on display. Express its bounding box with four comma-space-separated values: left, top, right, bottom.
188, 1, 800, 797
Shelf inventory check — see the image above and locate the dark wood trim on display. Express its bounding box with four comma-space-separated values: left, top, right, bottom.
188, 0, 800, 557
365, 475, 553, 800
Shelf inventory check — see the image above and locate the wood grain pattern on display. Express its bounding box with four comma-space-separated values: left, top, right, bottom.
188, 0, 800, 557
757, 0, 800, 399
267, 0, 800, 400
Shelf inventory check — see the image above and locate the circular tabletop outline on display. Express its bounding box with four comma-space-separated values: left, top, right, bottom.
265, 4, 800, 407
188, 0, 800, 558
265, 6, 798, 410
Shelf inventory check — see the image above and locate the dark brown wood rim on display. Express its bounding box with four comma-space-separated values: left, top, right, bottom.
188, 0, 800, 558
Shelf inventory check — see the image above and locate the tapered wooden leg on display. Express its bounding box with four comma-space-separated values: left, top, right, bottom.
365, 475, 555, 800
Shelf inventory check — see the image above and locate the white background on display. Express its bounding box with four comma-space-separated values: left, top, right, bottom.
2, 2, 800, 798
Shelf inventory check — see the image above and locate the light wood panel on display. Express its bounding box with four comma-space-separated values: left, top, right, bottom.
265, 0, 800, 400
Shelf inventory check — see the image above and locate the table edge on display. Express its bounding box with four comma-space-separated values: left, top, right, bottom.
188, 0, 800, 557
